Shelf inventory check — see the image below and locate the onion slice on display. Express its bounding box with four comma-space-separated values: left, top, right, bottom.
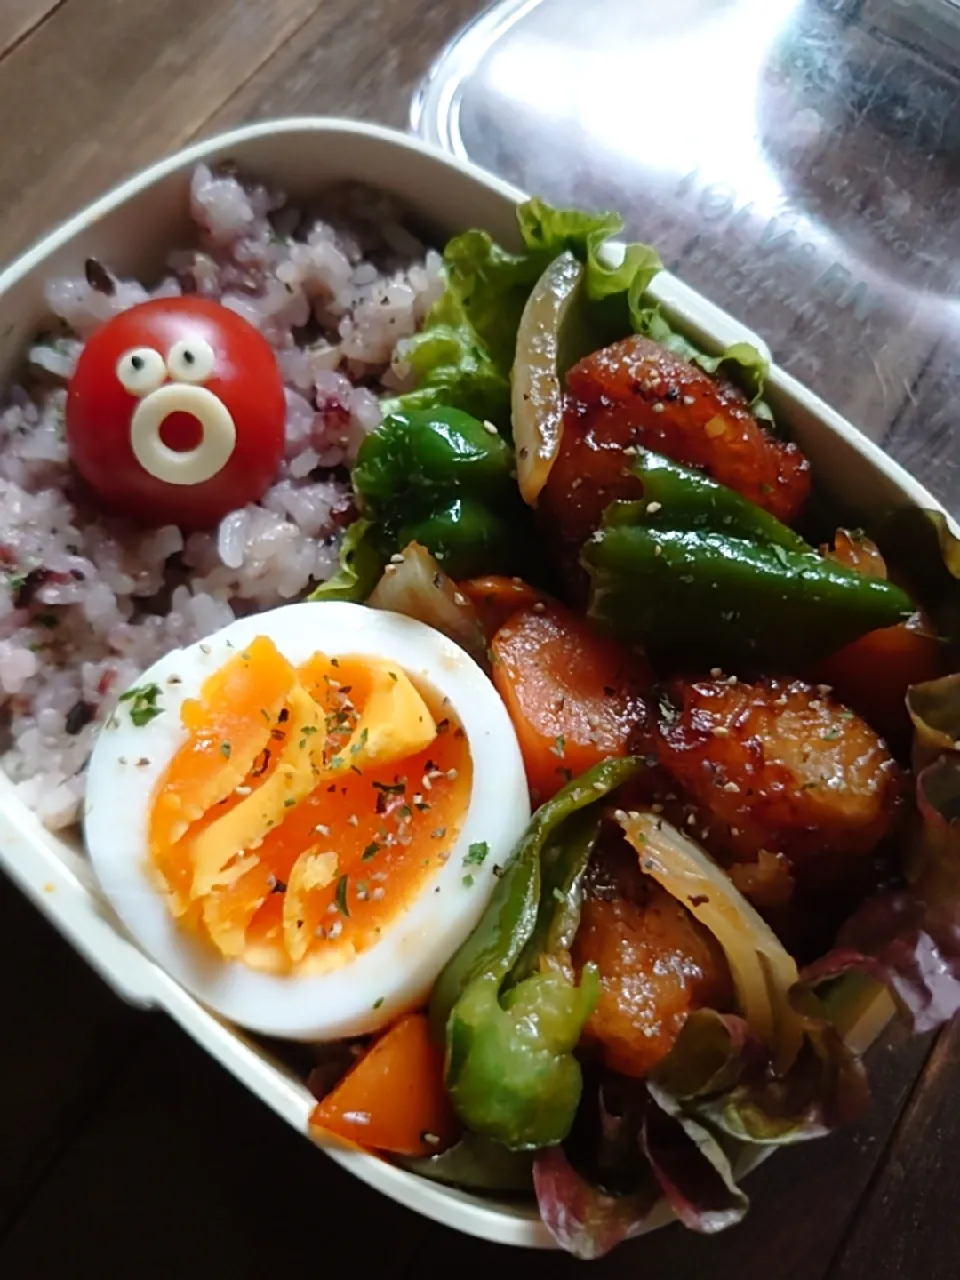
512, 252, 584, 506
618, 811, 804, 1072
367, 541, 488, 669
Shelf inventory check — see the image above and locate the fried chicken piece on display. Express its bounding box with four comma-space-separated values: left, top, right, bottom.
540, 336, 811, 576
639, 676, 904, 906
572, 841, 733, 1078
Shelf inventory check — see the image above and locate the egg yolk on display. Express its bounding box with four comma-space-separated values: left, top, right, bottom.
148, 636, 473, 973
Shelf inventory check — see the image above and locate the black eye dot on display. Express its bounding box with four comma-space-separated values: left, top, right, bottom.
182, 349, 196, 364
130, 354, 144, 371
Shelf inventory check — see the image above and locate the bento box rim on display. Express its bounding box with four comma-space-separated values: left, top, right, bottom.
0, 115, 938, 1251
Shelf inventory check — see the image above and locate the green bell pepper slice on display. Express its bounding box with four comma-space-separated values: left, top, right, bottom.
346, 405, 533, 585
628, 449, 810, 553
430, 757, 639, 1033
431, 757, 640, 1152
584, 522, 913, 667
509, 806, 603, 984
353, 407, 513, 509
396, 494, 518, 580
446, 967, 600, 1152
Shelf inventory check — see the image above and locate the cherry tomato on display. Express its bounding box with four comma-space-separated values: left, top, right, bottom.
66, 298, 286, 529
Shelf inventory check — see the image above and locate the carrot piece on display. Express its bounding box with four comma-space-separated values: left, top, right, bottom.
815, 533, 945, 745
821, 528, 888, 579
814, 615, 946, 747
309, 1013, 459, 1158
491, 602, 651, 802
459, 575, 549, 638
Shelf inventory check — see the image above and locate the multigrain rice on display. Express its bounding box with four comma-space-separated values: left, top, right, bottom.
0, 164, 443, 829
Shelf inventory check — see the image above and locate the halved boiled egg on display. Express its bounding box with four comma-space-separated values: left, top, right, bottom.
84, 601, 531, 1040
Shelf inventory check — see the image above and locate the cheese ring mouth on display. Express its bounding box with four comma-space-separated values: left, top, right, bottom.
130, 383, 237, 486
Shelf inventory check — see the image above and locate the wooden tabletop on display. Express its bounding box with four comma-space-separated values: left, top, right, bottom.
2, 3, 959, 1278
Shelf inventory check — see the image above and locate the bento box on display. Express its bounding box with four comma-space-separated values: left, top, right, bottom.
0, 118, 941, 1250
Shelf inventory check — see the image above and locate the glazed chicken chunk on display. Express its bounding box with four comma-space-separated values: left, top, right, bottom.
638, 676, 904, 911
572, 841, 733, 1078
540, 335, 811, 575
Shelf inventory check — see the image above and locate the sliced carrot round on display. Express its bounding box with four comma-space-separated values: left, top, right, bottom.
491, 601, 651, 802
458, 575, 550, 639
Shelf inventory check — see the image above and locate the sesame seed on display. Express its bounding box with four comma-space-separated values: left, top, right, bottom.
371, 887, 385, 901
328, 920, 343, 939
371, 872, 387, 883
348, 814, 358, 827
651, 803, 664, 814
646, 501, 662, 514
431, 828, 446, 839
592, 781, 606, 792
314, 925, 327, 939
613, 808, 629, 823
446, 768, 458, 780
686, 813, 697, 826
421, 774, 432, 791
713, 726, 730, 738
710, 667, 724, 678
199, 643, 211, 655
682, 395, 696, 405
482, 419, 498, 435
532, 602, 546, 613
389, 553, 405, 565
235, 785, 252, 796
315, 823, 330, 836
413, 793, 424, 806
731, 827, 741, 836
723, 781, 741, 793
652, 402, 665, 413
384, 563, 398, 575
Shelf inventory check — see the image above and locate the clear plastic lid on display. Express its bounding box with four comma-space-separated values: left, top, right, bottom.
413, 0, 960, 510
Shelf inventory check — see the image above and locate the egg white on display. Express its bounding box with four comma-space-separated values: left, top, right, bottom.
84, 601, 531, 1041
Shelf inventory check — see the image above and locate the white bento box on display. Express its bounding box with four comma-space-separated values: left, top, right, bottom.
0, 118, 936, 1249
